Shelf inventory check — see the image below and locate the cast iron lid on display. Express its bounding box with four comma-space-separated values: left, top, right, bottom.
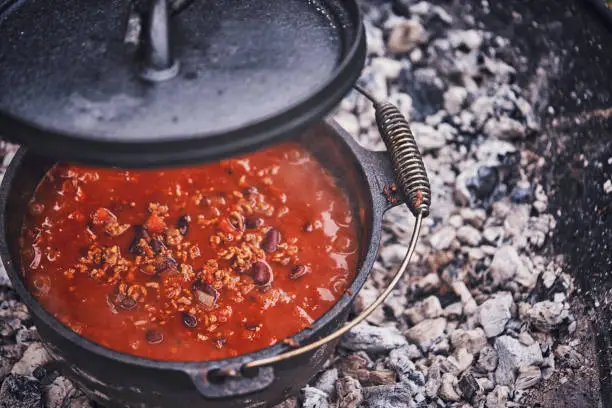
0, 0, 366, 167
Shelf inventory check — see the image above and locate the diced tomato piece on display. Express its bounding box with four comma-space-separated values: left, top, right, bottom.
218, 218, 236, 234
91, 208, 117, 226
145, 214, 167, 233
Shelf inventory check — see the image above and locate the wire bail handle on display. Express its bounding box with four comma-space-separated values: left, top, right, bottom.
241, 86, 432, 372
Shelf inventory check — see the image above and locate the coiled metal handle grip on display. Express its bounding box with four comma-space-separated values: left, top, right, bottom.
374, 102, 431, 217
354, 84, 431, 218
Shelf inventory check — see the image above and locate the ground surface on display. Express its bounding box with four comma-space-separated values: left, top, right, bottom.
0, 0, 611, 407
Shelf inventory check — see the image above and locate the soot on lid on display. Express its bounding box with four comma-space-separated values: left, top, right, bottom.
0, 0, 365, 167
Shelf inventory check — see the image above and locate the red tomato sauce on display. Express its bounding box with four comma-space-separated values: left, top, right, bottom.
19, 142, 359, 361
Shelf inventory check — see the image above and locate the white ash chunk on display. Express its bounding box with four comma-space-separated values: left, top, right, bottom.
0, 317, 22, 337
443, 86, 468, 115
467, 247, 485, 261
449, 328, 487, 354
370, 57, 404, 81
448, 348, 474, 374
334, 112, 360, 137
428, 226, 456, 250
432, 4, 454, 23
518, 331, 535, 346
451, 281, 478, 315
411, 123, 446, 152
425, 110, 446, 127
482, 226, 504, 245
336, 376, 363, 408
65, 392, 95, 408
424, 363, 441, 399
387, 19, 426, 54
362, 384, 415, 408
409, 47, 423, 64
364, 21, 385, 57
488, 246, 535, 288
437, 123, 457, 143
359, 66, 388, 103
514, 365, 542, 390
15, 328, 39, 344
380, 243, 408, 267
503, 204, 530, 238
483, 116, 526, 140
44, 376, 76, 408
475, 346, 498, 373
273, 398, 297, 408
313, 368, 338, 397
388, 92, 413, 121
438, 373, 461, 402
448, 214, 463, 229
383, 291, 408, 319
443, 302, 463, 319
301, 386, 330, 408
523, 300, 571, 332
453, 165, 478, 206
11, 342, 51, 377
448, 29, 483, 50
354, 285, 385, 325
1, 303, 30, 321
414, 273, 441, 294
456, 225, 482, 246
0, 344, 27, 380
387, 346, 426, 385
459, 208, 487, 229
477, 292, 513, 338
405, 317, 446, 349
494, 336, 543, 386
525, 214, 556, 249
0, 263, 10, 288
341, 322, 408, 353
404, 296, 443, 324
476, 377, 495, 392
485, 385, 510, 408
604, 179, 612, 194
470, 95, 495, 128
430, 336, 450, 355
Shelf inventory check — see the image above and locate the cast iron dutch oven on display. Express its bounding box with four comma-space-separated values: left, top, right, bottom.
0, 0, 432, 407
0, 120, 429, 408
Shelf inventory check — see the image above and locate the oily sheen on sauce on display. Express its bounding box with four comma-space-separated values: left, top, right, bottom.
19, 143, 359, 361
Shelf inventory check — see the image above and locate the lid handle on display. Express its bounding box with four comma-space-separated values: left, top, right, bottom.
139, 0, 180, 81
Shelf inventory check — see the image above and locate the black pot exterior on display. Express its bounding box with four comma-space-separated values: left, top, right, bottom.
0, 120, 402, 407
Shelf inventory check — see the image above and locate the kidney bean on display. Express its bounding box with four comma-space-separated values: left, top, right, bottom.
145, 329, 164, 344
153, 255, 177, 274
128, 226, 151, 255
261, 228, 281, 252
149, 238, 165, 254
251, 260, 273, 286
192, 280, 219, 308
289, 265, 309, 280
245, 217, 264, 229
119, 297, 137, 311
181, 312, 198, 328
176, 215, 190, 236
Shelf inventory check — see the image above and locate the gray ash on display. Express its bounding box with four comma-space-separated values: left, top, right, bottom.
0, 1, 593, 407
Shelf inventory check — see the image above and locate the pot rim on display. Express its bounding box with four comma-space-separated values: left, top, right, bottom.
0, 120, 394, 372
